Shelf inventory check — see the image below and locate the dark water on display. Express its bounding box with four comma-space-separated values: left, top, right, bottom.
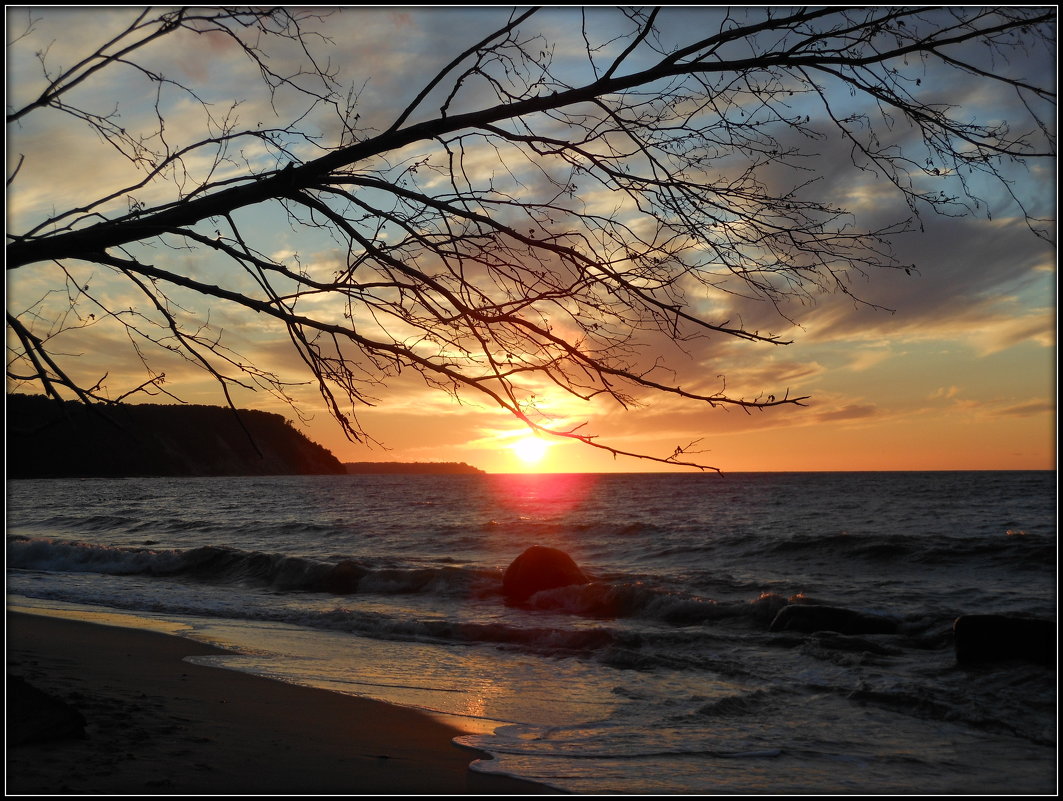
6, 471, 1056, 793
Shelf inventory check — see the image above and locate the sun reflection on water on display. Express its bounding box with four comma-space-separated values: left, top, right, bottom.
490, 472, 602, 520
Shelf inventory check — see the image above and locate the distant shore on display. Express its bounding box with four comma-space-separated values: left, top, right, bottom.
343, 461, 486, 475
5, 611, 556, 795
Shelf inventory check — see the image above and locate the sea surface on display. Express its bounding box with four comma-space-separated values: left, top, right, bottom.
6, 471, 1057, 794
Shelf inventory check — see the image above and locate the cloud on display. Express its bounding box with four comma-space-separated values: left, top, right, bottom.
998, 401, 1055, 418
787, 213, 1055, 349
844, 348, 894, 372
815, 403, 878, 423
930, 386, 960, 401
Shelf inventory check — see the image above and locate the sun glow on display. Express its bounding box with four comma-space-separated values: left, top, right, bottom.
511, 434, 550, 466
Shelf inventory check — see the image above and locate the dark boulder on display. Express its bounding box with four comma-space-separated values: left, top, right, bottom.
769, 604, 898, 636
7, 675, 87, 746
320, 559, 366, 594
953, 614, 1055, 667
502, 546, 589, 604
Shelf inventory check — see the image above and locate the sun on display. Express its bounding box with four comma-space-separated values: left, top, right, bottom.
511, 434, 549, 466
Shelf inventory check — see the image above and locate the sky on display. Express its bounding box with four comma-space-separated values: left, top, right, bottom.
6, 7, 1056, 474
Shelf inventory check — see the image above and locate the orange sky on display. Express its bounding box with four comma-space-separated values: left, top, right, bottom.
6, 8, 1056, 474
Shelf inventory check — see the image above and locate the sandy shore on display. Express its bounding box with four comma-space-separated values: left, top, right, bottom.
6, 611, 558, 795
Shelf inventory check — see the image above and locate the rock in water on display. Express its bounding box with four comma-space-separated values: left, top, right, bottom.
502, 546, 588, 604
320, 559, 366, 594
769, 604, 898, 635
953, 614, 1055, 667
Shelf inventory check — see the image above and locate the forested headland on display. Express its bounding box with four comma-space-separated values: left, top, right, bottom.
7, 395, 345, 478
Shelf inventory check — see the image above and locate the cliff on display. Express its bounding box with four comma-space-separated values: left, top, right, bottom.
6, 395, 346, 478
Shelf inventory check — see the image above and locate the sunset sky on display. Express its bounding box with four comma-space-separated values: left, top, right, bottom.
6, 7, 1056, 474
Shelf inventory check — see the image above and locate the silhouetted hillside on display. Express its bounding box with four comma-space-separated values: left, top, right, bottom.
343, 461, 485, 475
6, 395, 345, 478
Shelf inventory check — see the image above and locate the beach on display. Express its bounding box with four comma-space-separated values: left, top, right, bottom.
6, 611, 556, 795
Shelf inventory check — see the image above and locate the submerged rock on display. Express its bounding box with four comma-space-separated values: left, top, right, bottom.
750, 592, 817, 625
953, 614, 1055, 667
7, 675, 87, 746
809, 631, 901, 656
769, 604, 898, 636
502, 545, 589, 604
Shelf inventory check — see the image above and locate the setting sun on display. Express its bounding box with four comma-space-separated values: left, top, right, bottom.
511, 434, 549, 466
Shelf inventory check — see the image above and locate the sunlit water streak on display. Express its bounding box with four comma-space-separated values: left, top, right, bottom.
7, 471, 1056, 794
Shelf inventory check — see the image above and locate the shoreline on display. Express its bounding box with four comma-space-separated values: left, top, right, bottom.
6, 611, 558, 795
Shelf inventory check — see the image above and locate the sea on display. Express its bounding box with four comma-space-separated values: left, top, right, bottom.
6, 471, 1057, 794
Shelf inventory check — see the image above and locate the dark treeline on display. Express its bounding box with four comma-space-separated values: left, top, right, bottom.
6, 395, 345, 478
343, 461, 485, 475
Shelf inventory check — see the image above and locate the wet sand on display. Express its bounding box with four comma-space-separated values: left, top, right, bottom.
6, 611, 557, 794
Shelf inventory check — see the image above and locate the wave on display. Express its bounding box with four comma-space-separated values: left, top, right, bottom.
10, 533, 1043, 677
763, 528, 1054, 567
8, 536, 823, 636
524, 580, 741, 624
845, 667, 1056, 746
7, 535, 188, 575
6, 536, 498, 598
